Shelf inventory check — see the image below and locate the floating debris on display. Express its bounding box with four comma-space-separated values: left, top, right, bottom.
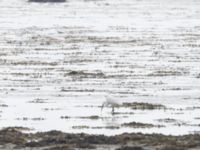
28, 0, 66, 2
43, 108, 61, 111
122, 122, 164, 128
147, 70, 183, 77
16, 117, 45, 121
0, 104, 8, 107
91, 126, 120, 130
28, 98, 48, 104
60, 116, 70, 119
65, 70, 105, 78
78, 115, 100, 120
122, 102, 166, 110
156, 118, 178, 123
156, 118, 189, 127
72, 126, 90, 129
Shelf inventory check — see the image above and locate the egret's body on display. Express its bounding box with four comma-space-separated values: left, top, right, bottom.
101, 95, 120, 114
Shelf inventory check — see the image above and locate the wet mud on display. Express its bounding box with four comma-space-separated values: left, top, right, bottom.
1, 127, 200, 150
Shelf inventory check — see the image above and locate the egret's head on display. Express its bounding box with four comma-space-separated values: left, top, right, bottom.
105, 92, 112, 100
105, 95, 109, 100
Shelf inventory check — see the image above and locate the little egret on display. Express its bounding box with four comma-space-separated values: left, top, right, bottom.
101, 95, 120, 114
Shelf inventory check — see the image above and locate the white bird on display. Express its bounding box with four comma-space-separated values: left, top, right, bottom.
101, 95, 120, 114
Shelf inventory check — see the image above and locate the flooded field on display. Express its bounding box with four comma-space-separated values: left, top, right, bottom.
0, 0, 200, 136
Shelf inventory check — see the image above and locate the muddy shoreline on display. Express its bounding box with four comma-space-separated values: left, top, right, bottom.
1, 0, 200, 145
0, 127, 200, 150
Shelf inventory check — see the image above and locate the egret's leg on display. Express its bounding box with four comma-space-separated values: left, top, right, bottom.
112, 106, 115, 114
101, 103, 105, 112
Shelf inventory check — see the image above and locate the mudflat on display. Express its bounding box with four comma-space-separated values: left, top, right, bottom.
0, 127, 200, 150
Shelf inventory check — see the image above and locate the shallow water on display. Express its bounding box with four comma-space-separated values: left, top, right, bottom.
0, 0, 200, 135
